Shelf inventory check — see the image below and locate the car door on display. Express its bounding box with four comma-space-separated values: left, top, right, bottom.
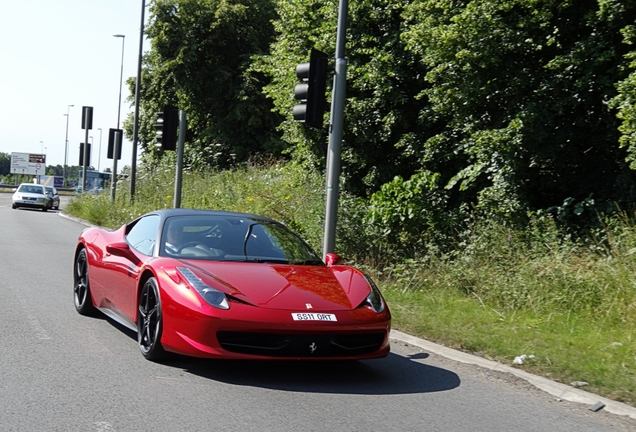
106, 215, 160, 324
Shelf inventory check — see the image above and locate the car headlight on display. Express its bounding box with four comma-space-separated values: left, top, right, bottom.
363, 275, 385, 313
177, 267, 229, 310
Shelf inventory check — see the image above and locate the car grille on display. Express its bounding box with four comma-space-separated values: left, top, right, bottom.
216, 331, 386, 357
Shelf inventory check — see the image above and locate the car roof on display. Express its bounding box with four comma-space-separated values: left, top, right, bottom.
142, 208, 279, 224
18, 183, 44, 189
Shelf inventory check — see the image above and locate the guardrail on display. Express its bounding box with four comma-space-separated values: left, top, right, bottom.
0, 186, 77, 194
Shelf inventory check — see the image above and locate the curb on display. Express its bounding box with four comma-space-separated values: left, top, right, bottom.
390, 330, 636, 420
58, 211, 94, 227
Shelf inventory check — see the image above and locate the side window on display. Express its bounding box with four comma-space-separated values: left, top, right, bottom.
126, 215, 160, 256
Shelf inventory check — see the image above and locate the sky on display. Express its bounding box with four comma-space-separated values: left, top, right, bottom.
0, 0, 150, 172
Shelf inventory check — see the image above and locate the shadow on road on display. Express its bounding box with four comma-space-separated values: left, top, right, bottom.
172, 351, 459, 395
101, 316, 460, 396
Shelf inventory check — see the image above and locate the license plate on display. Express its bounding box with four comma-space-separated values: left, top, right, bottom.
292, 312, 337, 322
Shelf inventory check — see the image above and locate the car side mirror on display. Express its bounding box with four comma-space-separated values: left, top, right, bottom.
324, 252, 343, 267
106, 241, 139, 263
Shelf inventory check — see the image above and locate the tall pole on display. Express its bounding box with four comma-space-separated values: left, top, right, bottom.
174, 110, 186, 209
97, 128, 103, 172
39, 141, 44, 184
130, 0, 146, 200
111, 131, 121, 202
322, 0, 348, 258
89, 136, 93, 168
113, 35, 126, 129
113, 34, 125, 199
82, 109, 90, 193
63, 104, 74, 187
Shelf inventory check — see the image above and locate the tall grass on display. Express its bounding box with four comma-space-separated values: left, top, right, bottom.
66, 162, 636, 406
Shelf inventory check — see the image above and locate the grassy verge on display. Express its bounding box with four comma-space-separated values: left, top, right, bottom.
64, 161, 636, 406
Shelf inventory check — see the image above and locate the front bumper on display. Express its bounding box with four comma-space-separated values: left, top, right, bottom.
13, 199, 48, 209
161, 292, 391, 360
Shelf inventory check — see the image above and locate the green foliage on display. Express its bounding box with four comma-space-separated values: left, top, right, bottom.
68, 160, 330, 253
365, 171, 463, 258
127, 0, 636, 260
0, 152, 10, 176
127, 0, 284, 171
258, 0, 431, 195
379, 210, 636, 405
402, 0, 636, 219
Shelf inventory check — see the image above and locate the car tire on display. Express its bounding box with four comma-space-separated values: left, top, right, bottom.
11, 204, 16, 209
42, 205, 47, 212
138, 277, 167, 361
74, 248, 97, 316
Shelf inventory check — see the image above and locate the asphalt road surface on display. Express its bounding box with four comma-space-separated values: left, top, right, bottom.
0, 193, 634, 431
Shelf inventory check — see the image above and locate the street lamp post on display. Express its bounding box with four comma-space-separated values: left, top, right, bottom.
113, 34, 125, 129
112, 34, 125, 202
38, 141, 44, 184
63, 104, 74, 187
130, 0, 147, 200
97, 128, 103, 172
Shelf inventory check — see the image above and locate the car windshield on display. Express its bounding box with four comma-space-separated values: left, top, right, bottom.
18, 185, 44, 194
45, 187, 55, 194
160, 215, 322, 264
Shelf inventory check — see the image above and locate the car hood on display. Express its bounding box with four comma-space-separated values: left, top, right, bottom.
14, 192, 45, 198
180, 260, 370, 311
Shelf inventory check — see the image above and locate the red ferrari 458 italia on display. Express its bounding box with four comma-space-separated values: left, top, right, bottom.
73, 209, 391, 361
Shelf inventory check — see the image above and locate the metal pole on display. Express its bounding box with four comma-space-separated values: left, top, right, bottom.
82, 110, 90, 192
131, 0, 146, 200
39, 141, 43, 184
97, 128, 103, 172
114, 35, 125, 129
174, 110, 186, 209
110, 130, 121, 202
322, 0, 348, 259
63, 104, 73, 187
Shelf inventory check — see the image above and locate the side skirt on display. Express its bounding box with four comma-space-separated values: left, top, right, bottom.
96, 306, 137, 332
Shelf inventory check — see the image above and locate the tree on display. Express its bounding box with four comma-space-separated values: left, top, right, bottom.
126, 0, 283, 171
259, 0, 433, 195
400, 0, 636, 223
0, 152, 10, 176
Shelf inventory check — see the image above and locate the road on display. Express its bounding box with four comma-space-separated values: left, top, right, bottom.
0, 193, 634, 431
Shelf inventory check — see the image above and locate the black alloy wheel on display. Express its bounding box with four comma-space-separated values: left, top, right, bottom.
138, 277, 167, 361
74, 248, 96, 315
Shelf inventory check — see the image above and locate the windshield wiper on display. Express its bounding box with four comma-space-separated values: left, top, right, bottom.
251, 258, 290, 264
290, 259, 324, 265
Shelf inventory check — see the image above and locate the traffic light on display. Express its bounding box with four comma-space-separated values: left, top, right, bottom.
155, 105, 179, 151
293, 49, 328, 129
81, 106, 93, 130
107, 128, 123, 160
79, 143, 91, 166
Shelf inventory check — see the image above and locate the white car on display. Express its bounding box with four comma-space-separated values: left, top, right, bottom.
12, 183, 52, 211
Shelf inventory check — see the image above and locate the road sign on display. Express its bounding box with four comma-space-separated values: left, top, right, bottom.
10, 152, 46, 176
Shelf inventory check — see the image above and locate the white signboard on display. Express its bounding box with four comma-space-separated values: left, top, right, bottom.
10, 152, 46, 176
